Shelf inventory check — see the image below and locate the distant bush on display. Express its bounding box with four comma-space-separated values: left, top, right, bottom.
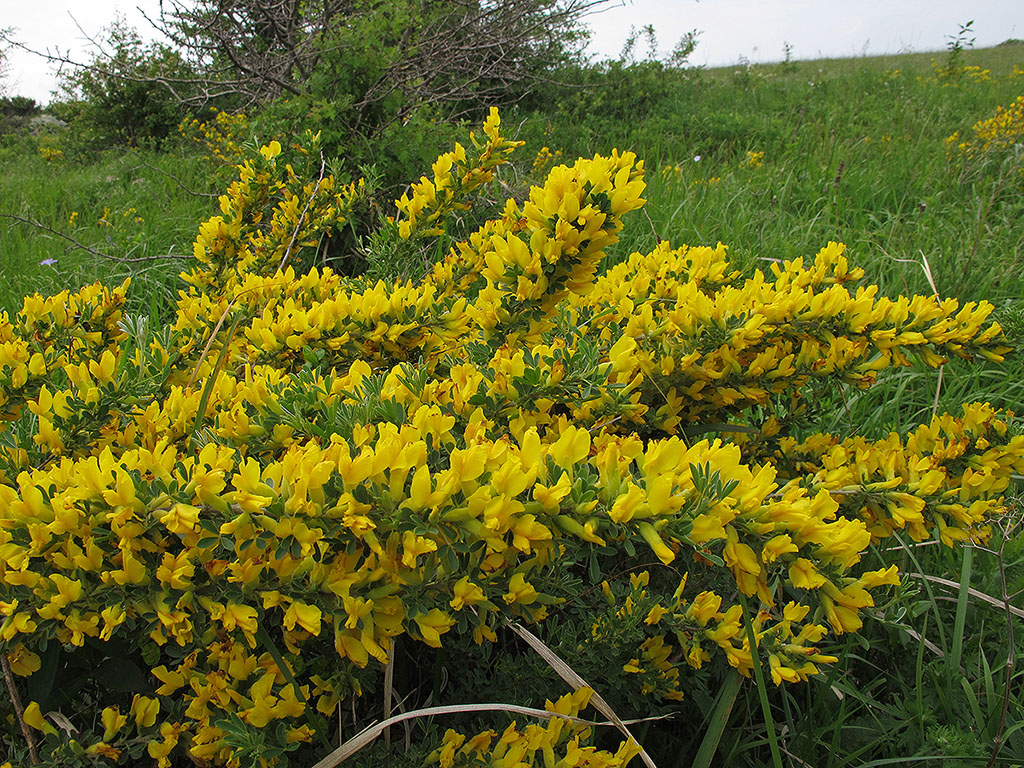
0, 96, 39, 118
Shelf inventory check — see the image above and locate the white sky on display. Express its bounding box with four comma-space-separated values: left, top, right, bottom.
2, 1, 1021, 104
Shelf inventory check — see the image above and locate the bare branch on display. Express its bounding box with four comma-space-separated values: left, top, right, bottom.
0, 214, 191, 263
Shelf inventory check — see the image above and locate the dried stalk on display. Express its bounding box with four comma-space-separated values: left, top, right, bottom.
1, 653, 40, 765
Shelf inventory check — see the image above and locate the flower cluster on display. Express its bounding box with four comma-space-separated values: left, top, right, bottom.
946, 95, 1024, 166
1, 109, 1020, 767
0, 280, 129, 430
37, 145, 63, 163
739, 150, 765, 169
179, 110, 251, 168
928, 60, 993, 85
393, 107, 524, 240
180, 130, 364, 301
429, 689, 642, 768
532, 146, 563, 175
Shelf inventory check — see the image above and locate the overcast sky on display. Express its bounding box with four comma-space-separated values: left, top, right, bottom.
3, 1, 1021, 104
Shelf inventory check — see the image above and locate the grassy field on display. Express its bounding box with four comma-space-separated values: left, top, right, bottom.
1, 40, 1023, 767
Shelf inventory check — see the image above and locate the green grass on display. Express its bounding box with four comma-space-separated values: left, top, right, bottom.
0, 142, 218, 318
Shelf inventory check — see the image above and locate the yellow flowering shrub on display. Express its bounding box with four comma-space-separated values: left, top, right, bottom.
927, 59, 993, 85
739, 150, 764, 169
1, 108, 1021, 767
180, 110, 251, 169
946, 95, 1024, 169
393, 108, 524, 241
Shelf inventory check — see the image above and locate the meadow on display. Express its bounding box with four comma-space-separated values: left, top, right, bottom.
0, 39, 1023, 768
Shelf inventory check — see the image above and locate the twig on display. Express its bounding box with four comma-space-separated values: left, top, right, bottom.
310, 701, 669, 768
642, 207, 661, 245
277, 152, 328, 272
0, 214, 190, 262
902, 572, 1024, 620
383, 640, 395, 749
128, 157, 220, 199
1, 653, 40, 765
918, 251, 944, 419
506, 620, 657, 768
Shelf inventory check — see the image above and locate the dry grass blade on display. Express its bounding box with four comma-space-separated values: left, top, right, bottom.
903, 625, 945, 658
0, 213, 190, 263
383, 642, 395, 748
507, 621, 657, 768
918, 251, 945, 419
276, 152, 327, 272
185, 300, 236, 390
905, 572, 1024, 619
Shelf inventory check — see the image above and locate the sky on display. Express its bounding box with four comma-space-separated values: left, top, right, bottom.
2, 1, 1021, 104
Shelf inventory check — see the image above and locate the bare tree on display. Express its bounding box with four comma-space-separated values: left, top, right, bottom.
0, 31, 9, 97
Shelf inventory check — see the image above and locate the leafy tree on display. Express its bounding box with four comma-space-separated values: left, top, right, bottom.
54, 18, 195, 147
0, 95, 39, 117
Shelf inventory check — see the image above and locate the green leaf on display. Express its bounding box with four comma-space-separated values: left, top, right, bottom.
26, 644, 61, 709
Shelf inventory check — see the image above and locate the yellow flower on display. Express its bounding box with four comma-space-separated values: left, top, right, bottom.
821, 595, 863, 634
549, 425, 591, 469
857, 565, 900, 589
86, 742, 122, 760
152, 666, 186, 696
511, 514, 552, 554
131, 694, 160, 728
209, 601, 259, 641
147, 721, 184, 767
637, 521, 675, 564
156, 550, 195, 590
532, 471, 572, 511
23, 701, 57, 735
687, 591, 722, 625
789, 558, 827, 590
7, 644, 40, 676
503, 572, 539, 605
723, 527, 760, 576
259, 140, 282, 160
102, 706, 128, 741
450, 577, 486, 610
645, 605, 668, 625
283, 601, 322, 635
159, 503, 200, 535
762, 534, 798, 562
414, 609, 455, 648
609, 482, 647, 524
341, 595, 374, 629
401, 530, 438, 568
